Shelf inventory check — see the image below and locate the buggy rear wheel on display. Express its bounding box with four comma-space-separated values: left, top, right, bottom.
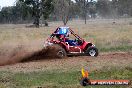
56, 48, 67, 58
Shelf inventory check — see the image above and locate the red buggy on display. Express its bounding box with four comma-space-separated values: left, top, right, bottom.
45, 27, 98, 58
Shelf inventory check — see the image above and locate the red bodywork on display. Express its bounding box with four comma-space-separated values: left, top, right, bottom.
46, 27, 94, 54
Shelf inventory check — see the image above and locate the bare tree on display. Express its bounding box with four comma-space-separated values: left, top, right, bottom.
54, 0, 72, 25
75, 0, 89, 24
19, 0, 53, 28
83, 0, 87, 24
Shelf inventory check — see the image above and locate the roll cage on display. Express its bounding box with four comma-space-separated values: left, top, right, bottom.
49, 27, 84, 43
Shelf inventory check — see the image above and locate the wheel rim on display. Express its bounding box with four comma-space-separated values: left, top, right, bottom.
57, 51, 64, 57
89, 49, 96, 56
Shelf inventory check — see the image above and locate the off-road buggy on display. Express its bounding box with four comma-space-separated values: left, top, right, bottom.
45, 27, 98, 58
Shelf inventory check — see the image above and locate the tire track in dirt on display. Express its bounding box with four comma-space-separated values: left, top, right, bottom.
0, 43, 67, 66
0, 52, 132, 73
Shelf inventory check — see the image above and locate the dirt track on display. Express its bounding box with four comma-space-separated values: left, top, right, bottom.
0, 52, 132, 72
0, 20, 132, 73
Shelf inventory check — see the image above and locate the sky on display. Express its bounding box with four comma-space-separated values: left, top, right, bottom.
0, 0, 16, 8
0, 0, 97, 8
0, 0, 75, 8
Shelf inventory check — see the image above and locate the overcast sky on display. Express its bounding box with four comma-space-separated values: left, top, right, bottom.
0, 0, 76, 8
0, 0, 16, 8
0, 0, 98, 8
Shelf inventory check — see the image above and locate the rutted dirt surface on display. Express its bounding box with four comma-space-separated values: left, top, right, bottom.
0, 43, 67, 66
0, 41, 45, 66
0, 40, 132, 72
0, 52, 132, 73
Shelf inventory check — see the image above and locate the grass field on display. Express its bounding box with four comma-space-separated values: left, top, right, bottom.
0, 19, 132, 52
0, 67, 132, 88
0, 19, 132, 88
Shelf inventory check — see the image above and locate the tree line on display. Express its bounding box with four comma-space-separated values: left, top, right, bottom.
0, 0, 132, 27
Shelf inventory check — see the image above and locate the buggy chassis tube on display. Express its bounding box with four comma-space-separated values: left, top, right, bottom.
66, 42, 82, 53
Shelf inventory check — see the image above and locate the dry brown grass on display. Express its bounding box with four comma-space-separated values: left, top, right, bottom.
0, 19, 132, 65
0, 19, 132, 48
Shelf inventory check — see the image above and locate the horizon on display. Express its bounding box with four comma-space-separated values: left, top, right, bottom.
0, 0, 98, 8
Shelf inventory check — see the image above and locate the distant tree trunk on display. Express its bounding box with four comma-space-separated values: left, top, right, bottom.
62, 14, 69, 26
35, 16, 40, 28
84, 11, 87, 24
33, 15, 40, 28
44, 20, 48, 26
33, 1, 40, 28
84, 0, 87, 24
54, 0, 71, 26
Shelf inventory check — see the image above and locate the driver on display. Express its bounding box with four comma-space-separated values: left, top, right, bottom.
54, 27, 80, 46
65, 37, 79, 46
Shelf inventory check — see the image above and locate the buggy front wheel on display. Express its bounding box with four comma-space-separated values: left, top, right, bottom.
86, 47, 98, 57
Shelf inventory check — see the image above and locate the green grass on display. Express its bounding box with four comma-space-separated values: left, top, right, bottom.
0, 67, 131, 88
